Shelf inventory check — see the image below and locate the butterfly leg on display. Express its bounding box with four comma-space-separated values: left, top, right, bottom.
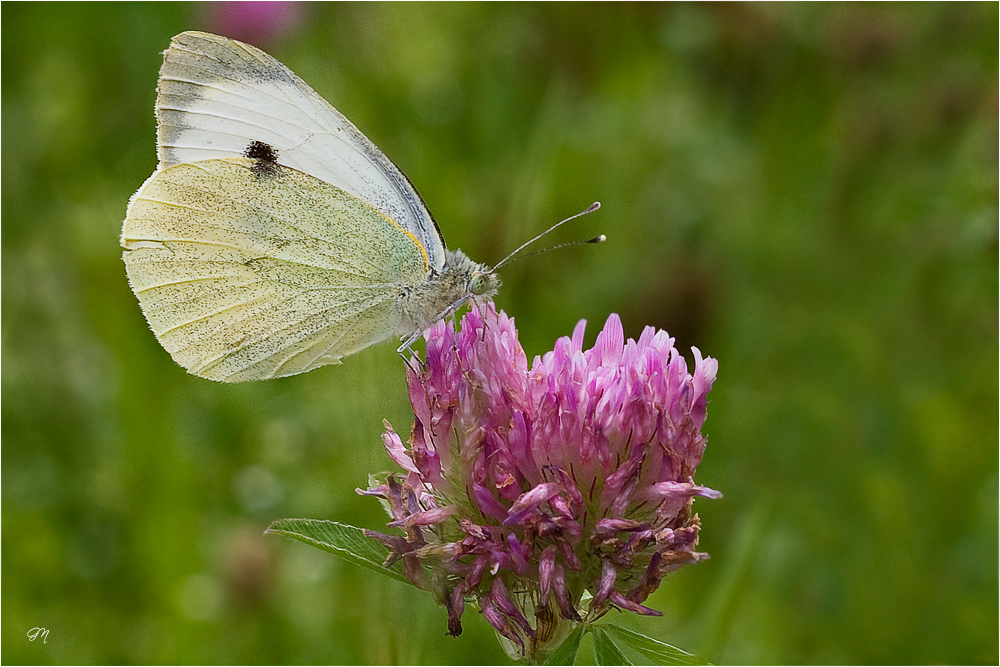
395, 293, 478, 372
397, 329, 426, 376
397, 328, 423, 356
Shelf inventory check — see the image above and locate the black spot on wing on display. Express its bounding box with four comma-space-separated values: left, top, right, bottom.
245, 140, 279, 162
245, 140, 281, 179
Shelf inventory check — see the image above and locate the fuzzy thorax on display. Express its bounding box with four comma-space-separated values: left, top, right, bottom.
395, 249, 500, 336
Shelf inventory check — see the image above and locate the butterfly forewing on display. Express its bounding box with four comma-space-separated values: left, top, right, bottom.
122, 158, 430, 382
156, 31, 446, 270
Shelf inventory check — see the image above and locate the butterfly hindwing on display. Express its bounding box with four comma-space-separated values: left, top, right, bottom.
121, 157, 430, 381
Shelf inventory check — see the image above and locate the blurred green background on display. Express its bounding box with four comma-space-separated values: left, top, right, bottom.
3, 2, 996, 664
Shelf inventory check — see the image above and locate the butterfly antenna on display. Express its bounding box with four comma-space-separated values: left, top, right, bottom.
493, 202, 602, 271
501, 234, 607, 265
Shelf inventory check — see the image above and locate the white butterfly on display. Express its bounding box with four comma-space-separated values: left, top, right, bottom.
121, 31, 500, 382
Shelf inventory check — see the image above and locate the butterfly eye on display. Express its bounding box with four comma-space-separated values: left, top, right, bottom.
470, 272, 491, 296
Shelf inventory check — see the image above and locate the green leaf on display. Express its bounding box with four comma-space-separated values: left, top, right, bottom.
593, 627, 632, 666
265, 518, 409, 585
604, 625, 702, 666
544, 624, 586, 666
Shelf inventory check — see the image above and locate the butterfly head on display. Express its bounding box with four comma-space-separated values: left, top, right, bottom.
469, 266, 499, 299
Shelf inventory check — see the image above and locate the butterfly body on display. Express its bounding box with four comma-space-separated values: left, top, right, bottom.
122, 32, 497, 382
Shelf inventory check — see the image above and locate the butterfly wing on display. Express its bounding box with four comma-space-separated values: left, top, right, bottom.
121, 157, 430, 382
155, 30, 447, 271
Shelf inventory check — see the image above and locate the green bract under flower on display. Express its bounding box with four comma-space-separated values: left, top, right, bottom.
360, 303, 720, 661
